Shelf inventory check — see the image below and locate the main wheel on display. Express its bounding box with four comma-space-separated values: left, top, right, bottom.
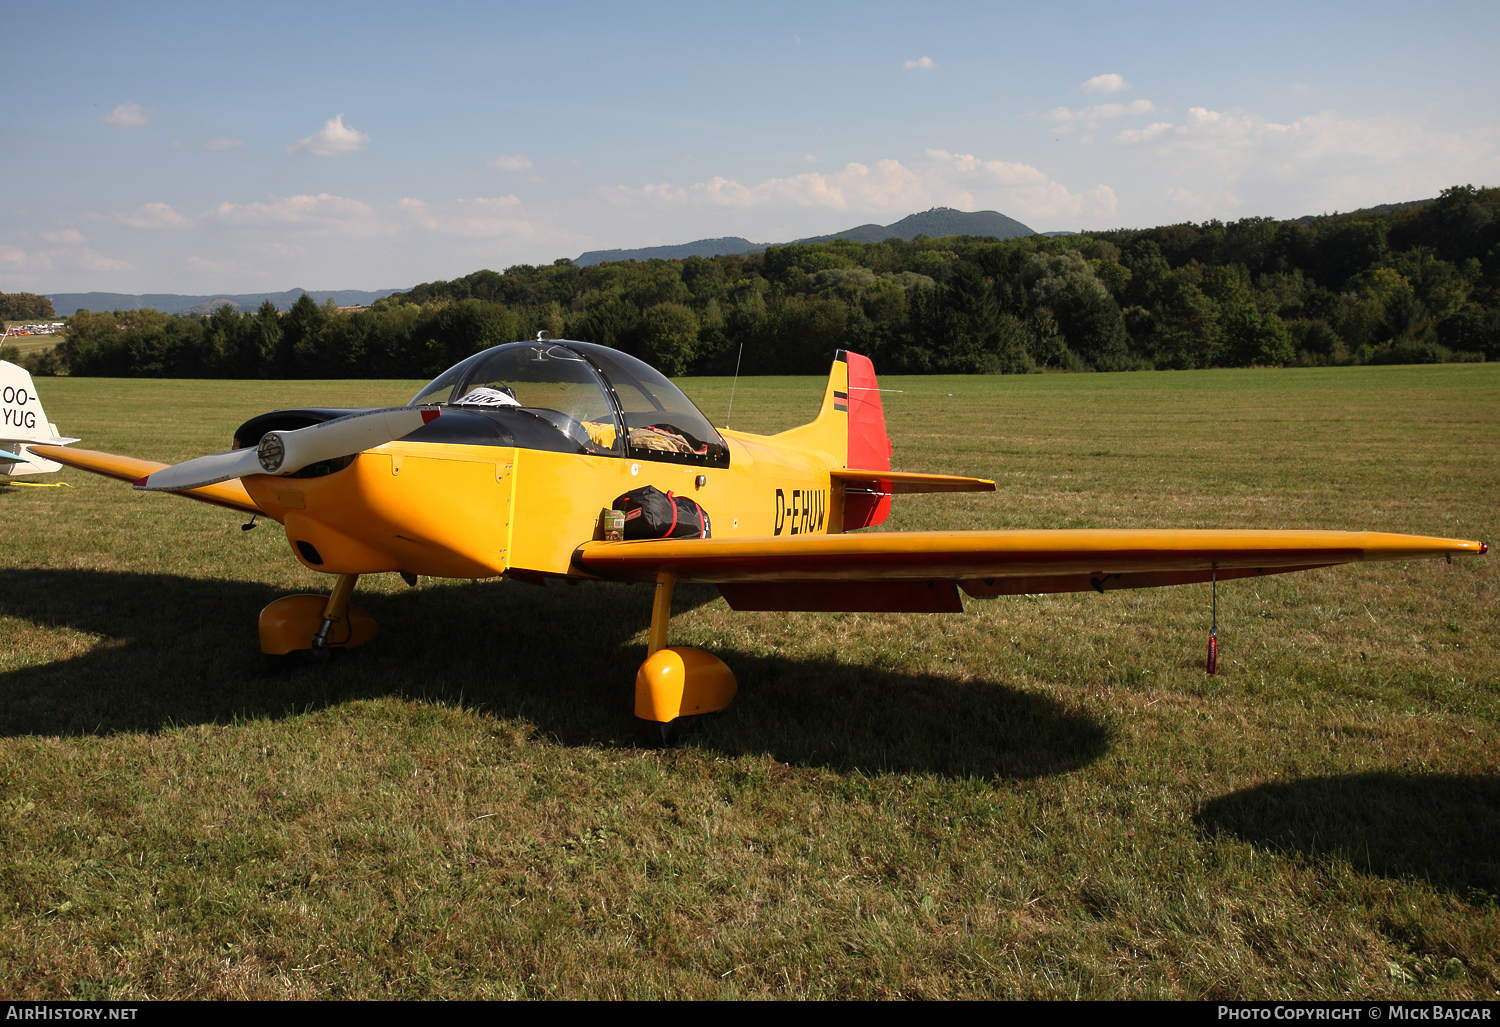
640, 714, 702, 748
262, 646, 338, 672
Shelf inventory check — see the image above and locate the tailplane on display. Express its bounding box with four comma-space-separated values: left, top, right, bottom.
0, 360, 78, 475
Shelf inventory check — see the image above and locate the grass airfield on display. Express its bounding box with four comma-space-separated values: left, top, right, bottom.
1, 364, 1497, 999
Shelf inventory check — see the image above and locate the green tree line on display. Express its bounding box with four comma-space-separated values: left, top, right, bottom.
33, 184, 1500, 380
0, 292, 56, 321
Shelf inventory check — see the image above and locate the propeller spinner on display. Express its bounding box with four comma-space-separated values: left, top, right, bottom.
134, 407, 440, 492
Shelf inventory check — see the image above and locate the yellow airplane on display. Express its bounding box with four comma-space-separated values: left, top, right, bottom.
26, 340, 1488, 742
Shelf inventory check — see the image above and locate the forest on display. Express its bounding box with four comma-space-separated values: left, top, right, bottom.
20, 184, 1500, 380
0, 292, 56, 321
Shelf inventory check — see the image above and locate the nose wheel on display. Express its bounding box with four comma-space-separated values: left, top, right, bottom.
259, 573, 377, 666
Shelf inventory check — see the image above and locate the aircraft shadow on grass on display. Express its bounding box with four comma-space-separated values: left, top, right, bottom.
0, 568, 1109, 780
1196, 773, 1500, 894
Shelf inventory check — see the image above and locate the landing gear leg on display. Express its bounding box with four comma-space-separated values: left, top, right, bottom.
310, 573, 359, 659
635, 571, 737, 745
647, 571, 675, 658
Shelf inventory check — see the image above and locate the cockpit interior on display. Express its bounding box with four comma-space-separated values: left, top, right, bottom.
406, 341, 730, 467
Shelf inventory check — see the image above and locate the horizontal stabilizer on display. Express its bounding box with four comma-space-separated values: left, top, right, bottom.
0, 433, 79, 446
831, 469, 995, 495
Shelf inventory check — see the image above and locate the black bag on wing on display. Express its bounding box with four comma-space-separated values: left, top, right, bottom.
612, 485, 711, 540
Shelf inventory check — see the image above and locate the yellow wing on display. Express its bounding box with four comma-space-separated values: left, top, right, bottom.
28, 445, 263, 516
574, 529, 1487, 612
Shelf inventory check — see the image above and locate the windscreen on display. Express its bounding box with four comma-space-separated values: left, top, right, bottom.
571, 343, 729, 467
408, 356, 477, 407
453, 342, 622, 453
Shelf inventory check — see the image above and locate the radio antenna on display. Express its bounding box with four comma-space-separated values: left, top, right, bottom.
724, 341, 744, 429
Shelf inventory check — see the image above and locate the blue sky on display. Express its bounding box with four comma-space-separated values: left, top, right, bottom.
4, 0, 1497, 294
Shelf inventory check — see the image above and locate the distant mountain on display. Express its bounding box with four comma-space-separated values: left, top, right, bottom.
1292, 198, 1435, 227
575, 207, 1038, 266
793, 223, 892, 245
574, 237, 767, 266
46, 288, 407, 317
798, 207, 1036, 245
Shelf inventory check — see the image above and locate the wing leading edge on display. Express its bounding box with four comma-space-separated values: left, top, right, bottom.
28, 445, 263, 516
574, 529, 1486, 612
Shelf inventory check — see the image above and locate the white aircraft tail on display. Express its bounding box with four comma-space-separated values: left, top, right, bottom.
0, 360, 77, 476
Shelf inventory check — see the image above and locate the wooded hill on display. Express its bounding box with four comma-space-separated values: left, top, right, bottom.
26, 184, 1500, 380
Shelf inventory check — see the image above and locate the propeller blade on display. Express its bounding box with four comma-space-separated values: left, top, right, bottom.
134, 407, 439, 492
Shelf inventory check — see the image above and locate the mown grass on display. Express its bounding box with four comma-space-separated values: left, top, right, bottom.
0, 364, 1497, 999
2, 323, 65, 358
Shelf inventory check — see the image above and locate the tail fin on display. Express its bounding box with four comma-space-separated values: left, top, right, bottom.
772, 350, 893, 530
840, 350, 892, 528
770, 351, 852, 463
0, 360, 78, 476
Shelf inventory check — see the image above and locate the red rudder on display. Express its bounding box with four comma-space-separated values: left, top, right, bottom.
843, 350, 892, 528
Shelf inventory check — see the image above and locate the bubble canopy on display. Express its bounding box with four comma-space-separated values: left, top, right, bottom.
409, 340, 729, 467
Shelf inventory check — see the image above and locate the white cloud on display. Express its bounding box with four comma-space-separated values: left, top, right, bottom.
600, 182, 690, 206
1114, 106, 1489, 167
903, 56, 937, 71
126, 202, 190, 229
40, 229, 87, 244
0, 244, 46, 272
1078, 74, 1129, 95
396, 196, 533, 237
286, 115, 369, 157
197, 192, 553, 248
102, 102, 152, 128
208, 193, 379, 229
0, 240, 130, 285
702, 161, 929, 211
1165, 186, 1243, 218
601, 150, 1115, 224
184, 255, 235, 275
205, 136, 243, 151
924, 150, 1118, 219
1108, 105, 1498, 221
1115, 121, 1175, 144
1047, 99, 1157, 131
491, 153, 533, 171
